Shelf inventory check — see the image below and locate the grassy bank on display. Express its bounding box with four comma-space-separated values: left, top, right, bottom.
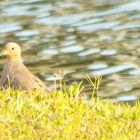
0, 78, 139, 140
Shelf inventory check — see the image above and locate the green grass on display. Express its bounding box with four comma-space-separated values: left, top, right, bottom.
0, 76, 140, 140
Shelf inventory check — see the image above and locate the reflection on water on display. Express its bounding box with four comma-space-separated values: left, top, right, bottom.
0, 0, 140, 102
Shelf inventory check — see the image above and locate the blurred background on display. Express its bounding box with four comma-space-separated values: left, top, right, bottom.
0, 0, 140, 102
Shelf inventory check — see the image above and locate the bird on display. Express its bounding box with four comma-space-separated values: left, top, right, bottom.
0, 42, 51, 93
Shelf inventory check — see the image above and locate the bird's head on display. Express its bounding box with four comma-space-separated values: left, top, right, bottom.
0, 42, 21, 59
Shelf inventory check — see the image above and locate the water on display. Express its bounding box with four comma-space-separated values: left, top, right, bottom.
0, 0, 140, 102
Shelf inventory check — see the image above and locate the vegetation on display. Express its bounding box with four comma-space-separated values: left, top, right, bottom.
0, 76, 139, 140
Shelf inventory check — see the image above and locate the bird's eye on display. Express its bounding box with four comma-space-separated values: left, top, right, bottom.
11, 47, 14, 50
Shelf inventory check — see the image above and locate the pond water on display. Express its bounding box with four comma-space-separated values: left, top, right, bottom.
0, 0, 140, 102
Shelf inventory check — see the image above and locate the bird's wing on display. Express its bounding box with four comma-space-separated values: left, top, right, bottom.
0, 65, 10, 87
33, 75, 51, 93
1, 62, 50, 93
1, 74, 23, 90
13, 68, 50, 93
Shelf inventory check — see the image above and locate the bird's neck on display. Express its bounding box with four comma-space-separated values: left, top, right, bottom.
6, 57, 22, 67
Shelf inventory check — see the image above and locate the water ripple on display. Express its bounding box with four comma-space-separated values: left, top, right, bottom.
15, 30, 40, 37
0, 22, 22, 34
101, 49, 117, 56
78, 21, 120, 32
60, 45, 84, 53
92, 64, 134, 76
78, 48, 100, 57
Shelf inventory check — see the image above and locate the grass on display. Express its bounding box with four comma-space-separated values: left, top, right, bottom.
0, 76, 140, 139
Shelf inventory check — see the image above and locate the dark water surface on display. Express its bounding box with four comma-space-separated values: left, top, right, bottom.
0, 0, 140, 102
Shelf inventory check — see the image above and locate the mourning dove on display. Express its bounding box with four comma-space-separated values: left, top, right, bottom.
0, 42, 50, 93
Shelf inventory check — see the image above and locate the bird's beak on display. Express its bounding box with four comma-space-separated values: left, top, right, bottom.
0, 50, 7, 56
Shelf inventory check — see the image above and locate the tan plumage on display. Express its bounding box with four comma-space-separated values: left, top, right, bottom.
0, 42, 50, 93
